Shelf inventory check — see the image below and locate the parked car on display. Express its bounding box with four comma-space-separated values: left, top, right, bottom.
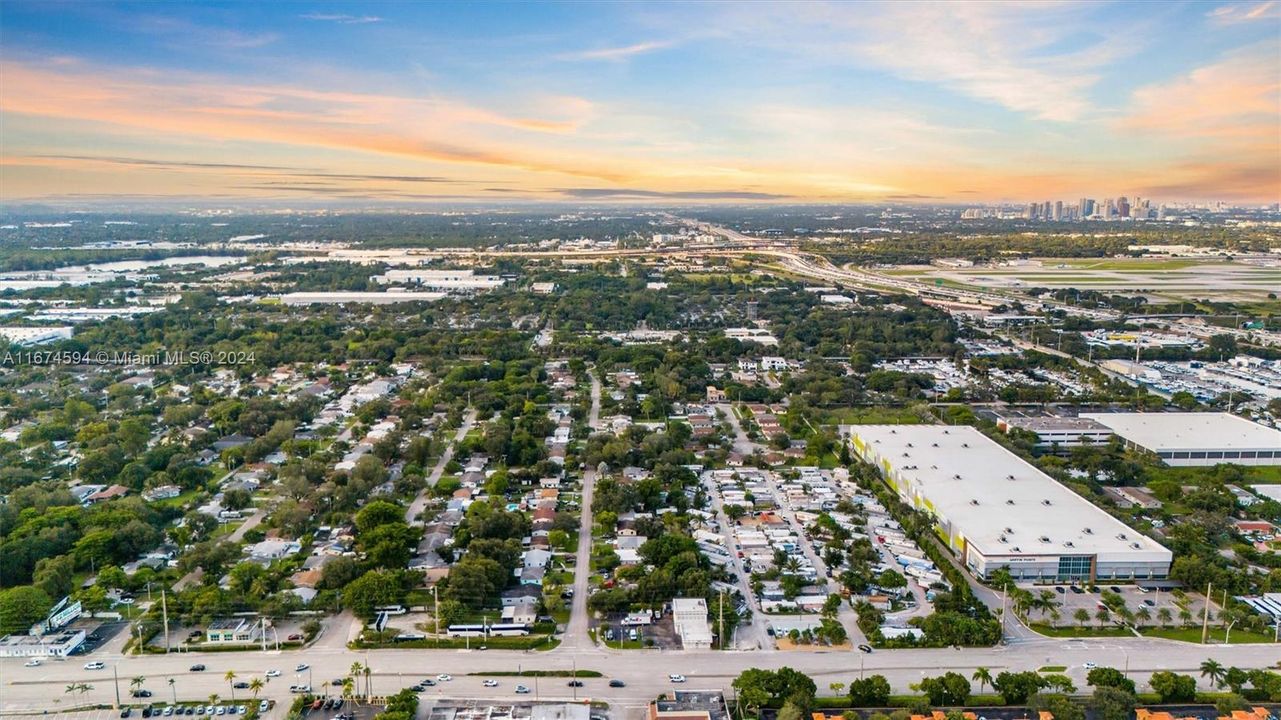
120, 710, 133, 719
437, 674, 452, 681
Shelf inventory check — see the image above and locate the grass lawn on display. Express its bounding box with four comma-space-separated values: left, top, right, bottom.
1030, 623, 1134, 638
1147, 464, 1281, 484
816, 406, 924, 425
1142, 626, 1276, 644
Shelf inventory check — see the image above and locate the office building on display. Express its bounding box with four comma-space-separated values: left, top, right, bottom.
671, 597, 713, 649
847, 424, 1172, 582
1080, 412, 1281, 466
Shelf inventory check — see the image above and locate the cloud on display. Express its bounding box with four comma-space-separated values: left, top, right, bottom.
1119, 41, 1280, 141
300, 13, 383, 24
556, 41, 672, 61
0, 59, 614, 182
558, 188, 789, 200
1206, 1, 1279, 24
133, 15, 279, 49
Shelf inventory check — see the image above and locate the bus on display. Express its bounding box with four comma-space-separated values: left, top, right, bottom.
375, 605, 407, 615
487, 624, 530, 637
446, 624, 487, 638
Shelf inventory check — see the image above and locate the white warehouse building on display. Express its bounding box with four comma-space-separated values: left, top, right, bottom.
1079, 412, 1281, 467
846, 424, 1172, 583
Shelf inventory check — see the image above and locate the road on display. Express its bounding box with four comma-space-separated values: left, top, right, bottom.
6, 637, 1279, 718
698, 467, 769, 650
406, 410, 478, 525
561, 368, 602, 651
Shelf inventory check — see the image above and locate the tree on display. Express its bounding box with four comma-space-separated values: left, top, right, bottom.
829, 682, 846, 697
1086, 667, 1135, 694
993, 671, 1047, 704
971, 668, 993, 695
225, 670, 238, 703
915, 672, 970, 706
1157, 607, 1172, 627
0, 586, 54, 635
1200, 659, 1226, 689
1073, 608, 1091, 628
169, 678, 177, 704
1148, 672, 1196, 703
131, 676, 146, 696
1090, 686, 1137, 720
1029, 694, 1084, 720
849, 675, 891, 707
343, 570, 404, 618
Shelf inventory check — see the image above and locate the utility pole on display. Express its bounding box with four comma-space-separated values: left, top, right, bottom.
1201, 582, 1213, 644
161, 590, 170, 654
433, 585, 440, 646
718, 590, 725, 651
113, 665, 121, 709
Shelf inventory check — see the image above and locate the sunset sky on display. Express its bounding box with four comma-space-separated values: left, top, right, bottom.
1, 1, 1278, 203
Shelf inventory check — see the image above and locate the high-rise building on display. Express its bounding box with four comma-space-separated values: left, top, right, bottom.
1117, 196, 1131, 218
1052, 201, 1063, 221
1079, 198, 1094, 218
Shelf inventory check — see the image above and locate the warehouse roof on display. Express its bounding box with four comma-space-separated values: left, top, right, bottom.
1079, 412, 1281, 451
847, 424, 1170, 562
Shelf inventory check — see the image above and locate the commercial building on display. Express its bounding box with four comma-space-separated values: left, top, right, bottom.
0, 326, 73, 346
205, 618, 262, 644
671, 597, 713, 649
277, 291, 445, 305
1081, 412, 1281, 467
0, 630, 86, 658
371, 269, 505, 291
847, 424, 1172, 583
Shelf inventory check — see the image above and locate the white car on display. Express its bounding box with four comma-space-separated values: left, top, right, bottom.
295, 663, 309, 672
437, 674, 452, 682
265, 669, 281, 678
84, 661, 106, 670
515, 685, 530, 694
24, 659, 41, 667
669, 674, 687, 683
1083, 662, 1098, 670
482, 680, 499, 687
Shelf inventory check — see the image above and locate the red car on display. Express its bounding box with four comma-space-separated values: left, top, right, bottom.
288, 633, 303, 641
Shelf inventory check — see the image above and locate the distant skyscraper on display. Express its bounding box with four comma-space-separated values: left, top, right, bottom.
1118, 196, 1131, 218
1079, 198, 1094, 218
1052, 201, 1063, 221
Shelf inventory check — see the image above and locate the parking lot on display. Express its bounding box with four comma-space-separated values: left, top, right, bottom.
1026, 582, 1210, 628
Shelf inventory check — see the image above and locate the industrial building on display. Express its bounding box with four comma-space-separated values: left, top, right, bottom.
992, 412, 1114, 448
1081, 412, 1281, 467
371, 269, 505, 291
847, 424, 1172, 583
277, 291, 446, 305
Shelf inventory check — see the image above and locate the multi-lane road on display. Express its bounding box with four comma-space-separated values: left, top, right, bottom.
5, 637, 1279, 718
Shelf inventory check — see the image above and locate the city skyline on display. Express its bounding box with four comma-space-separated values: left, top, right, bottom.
1, 1, 1279, 204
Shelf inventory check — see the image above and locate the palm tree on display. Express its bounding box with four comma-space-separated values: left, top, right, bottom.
1095, 607, 1111, 625
65, 684, 78, 698
349, 662, 365, 701
1179, 608, 1194, 627
1135, 606, 1151, 626
972, 667, 994, 694
1073, 608, 1090, 628
225, 670, 237, 703
1200, 659, 1226, 688
341, 677, 355, 703
169, 678, 177, 705
363, 663, 372, 700
1157, 607, 1172, 627
249, 678, 265, 700
131, 676, 146, 697
209, 693, 220, 707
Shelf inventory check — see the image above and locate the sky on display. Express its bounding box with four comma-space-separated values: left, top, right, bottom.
0, 1, 1278, 204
